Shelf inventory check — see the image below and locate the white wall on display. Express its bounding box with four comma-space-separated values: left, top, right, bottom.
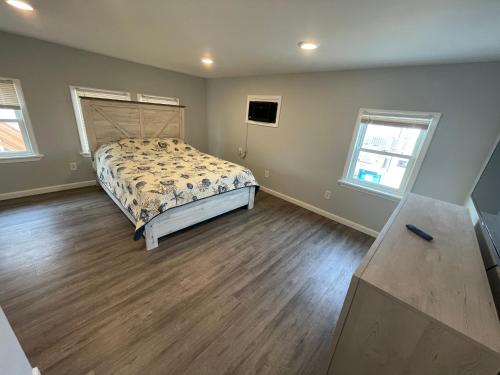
0, 31, 206, 194
207, 63, 500, 231
0, 307, 33, 375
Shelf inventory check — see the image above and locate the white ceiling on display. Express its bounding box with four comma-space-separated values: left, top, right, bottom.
1, 0, 499, 78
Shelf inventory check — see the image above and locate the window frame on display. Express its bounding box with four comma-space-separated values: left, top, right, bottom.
70, 86, 131, 156
137, 93, 180, 106
0, 77, 42, 163
340, 108, 441, 200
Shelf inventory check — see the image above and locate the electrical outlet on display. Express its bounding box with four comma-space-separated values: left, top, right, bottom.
324, 190, 332, 200
70, 162, 77, 171
264, 169, 270, 178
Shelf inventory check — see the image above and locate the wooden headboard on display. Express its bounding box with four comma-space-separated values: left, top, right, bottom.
80, 97, 185, 153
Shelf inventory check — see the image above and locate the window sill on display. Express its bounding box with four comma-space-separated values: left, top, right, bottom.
0, 153, 44, 163
338, 179, 402, 202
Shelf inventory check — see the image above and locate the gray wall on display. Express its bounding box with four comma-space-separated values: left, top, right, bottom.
2, 30, 499, 233
207, 63, 500, 231
0, 32, 206, 194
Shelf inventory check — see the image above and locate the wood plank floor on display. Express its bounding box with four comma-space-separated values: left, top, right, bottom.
0, 187, 373, 375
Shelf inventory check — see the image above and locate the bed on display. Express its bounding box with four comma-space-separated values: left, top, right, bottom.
80, 97, 258, 250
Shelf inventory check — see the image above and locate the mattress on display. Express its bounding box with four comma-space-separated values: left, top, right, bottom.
94, 138, 258, 236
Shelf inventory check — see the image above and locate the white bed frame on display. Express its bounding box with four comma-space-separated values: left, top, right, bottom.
80, 97, 255, 250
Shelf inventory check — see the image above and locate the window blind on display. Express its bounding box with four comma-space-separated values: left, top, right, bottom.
75, 87, 131, 101
361, 114, 432, 129
138, 93, 179, 106
0, 80, 20, 109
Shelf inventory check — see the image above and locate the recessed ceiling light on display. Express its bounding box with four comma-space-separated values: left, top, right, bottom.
298, 41, 318, 50
6, 0, 34, 11
201, 57, 214, 65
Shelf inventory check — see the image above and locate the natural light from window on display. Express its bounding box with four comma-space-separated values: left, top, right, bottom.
341, 109, 440, 198
0, 108, 26, 152
0, 78, 40, 161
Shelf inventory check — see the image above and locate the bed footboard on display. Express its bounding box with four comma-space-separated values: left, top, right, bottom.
144, 186, 255, 250
98, 179, 255, 251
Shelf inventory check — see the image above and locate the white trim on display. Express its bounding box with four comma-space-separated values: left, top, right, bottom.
341, 108, 364, 181
245, 95, 282, 127
0, 153, 43, 163
358, 147, 412, 159
32, 367, 41, 375
0, 180, 97, 201
341, 108, 441, 197
338, 179, 401, 202
259, 185, 379, 237
13, 78, 41, 155
404, 111, 440, 192
70, 85, 89, 154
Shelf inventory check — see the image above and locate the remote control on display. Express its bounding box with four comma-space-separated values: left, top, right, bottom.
406, 224, 433, 241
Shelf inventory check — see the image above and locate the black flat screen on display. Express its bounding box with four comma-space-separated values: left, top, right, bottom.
248, 101, 278, 123
472, 141, 500, 259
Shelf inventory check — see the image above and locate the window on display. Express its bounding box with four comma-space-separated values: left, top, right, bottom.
137, 93, 179, 106
0, 78, 41, 162
341, 109, 441, 198
70, 86, 131, 156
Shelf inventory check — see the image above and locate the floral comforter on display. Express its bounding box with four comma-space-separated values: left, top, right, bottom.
95, 138, 258, 237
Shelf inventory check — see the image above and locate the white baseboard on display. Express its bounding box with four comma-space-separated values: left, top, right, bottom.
0, 180, 97, 201
0, 181, 378, 237
259, 185, 379, 238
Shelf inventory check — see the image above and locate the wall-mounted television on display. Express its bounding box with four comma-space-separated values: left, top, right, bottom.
472, 139, 500, 261
246, 95, 281, 127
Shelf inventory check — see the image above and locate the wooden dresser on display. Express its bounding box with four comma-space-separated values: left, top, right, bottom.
327, 193, 500, 374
